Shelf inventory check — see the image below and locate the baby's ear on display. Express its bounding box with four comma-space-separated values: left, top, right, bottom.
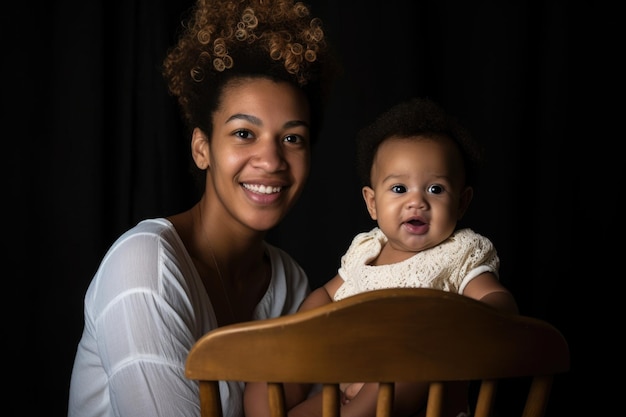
457, 186, 474, 220
362, 186, 378, 221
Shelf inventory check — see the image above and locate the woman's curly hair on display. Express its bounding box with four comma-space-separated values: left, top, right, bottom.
163, 0, 338, 140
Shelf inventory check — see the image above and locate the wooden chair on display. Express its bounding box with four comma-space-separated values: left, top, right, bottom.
185, 288, 569, 417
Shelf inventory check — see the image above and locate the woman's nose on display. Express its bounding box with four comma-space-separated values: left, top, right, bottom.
252, 139, 286, 171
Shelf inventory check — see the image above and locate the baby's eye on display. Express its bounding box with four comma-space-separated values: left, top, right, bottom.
427, 184, 444, 194
391, 184, 407, 193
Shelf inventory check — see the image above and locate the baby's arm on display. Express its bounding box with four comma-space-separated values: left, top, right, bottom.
244, 383, 269, 417
245, 381, 312, 417
298, 273, 344, 311
289, 381, 431, 417
463, 272, 519, 314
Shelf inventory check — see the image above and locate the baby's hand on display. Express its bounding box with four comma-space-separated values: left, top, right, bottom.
339, 382, 365, 405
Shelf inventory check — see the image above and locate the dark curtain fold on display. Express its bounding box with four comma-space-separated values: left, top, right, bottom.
14, 0, 611, 415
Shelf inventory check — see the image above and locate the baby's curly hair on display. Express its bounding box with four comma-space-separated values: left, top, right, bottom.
355, 97, 484, 189
163, 0, 337, 141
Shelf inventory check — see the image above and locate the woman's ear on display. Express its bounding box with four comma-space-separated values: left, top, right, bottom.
191, 128, 210, 170
456, 186, 474, 220
362, 186, 378, 221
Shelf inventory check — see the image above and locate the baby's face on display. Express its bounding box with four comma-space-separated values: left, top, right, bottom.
363, 135, 471, 255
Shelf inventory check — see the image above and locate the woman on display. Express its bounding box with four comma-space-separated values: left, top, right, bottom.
67, 1, 338, 416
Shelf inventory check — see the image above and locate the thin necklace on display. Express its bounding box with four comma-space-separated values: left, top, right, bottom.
199, 208, 237, 324
207, 246, 237, 324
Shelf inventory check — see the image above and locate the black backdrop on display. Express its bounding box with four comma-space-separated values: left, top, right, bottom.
11, 0, 620, 415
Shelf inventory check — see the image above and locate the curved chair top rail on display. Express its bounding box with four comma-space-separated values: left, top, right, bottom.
186, 287, 569, 383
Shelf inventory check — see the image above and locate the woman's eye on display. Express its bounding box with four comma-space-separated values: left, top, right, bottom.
234, 129, 253, 139
427, 184, 444, 194
283, 134, 303, 144
391, 185, 407, 193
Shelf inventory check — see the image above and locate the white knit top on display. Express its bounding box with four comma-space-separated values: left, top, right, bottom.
334, 227, 499, 301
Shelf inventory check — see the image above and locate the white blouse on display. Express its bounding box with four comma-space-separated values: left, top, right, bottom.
68, 218, 309, 417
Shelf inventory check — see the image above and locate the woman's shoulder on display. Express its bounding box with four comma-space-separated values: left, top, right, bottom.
87, 218, 198, 306
97, 217, 189, 279
84, 218, 208, 334
121, 217, 175, 237
109, 218, 180, 250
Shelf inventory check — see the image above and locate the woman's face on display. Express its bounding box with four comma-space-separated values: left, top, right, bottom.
200, 77, 312, 232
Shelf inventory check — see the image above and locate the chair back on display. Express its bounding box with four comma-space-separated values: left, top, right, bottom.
186, 287, 570, 417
